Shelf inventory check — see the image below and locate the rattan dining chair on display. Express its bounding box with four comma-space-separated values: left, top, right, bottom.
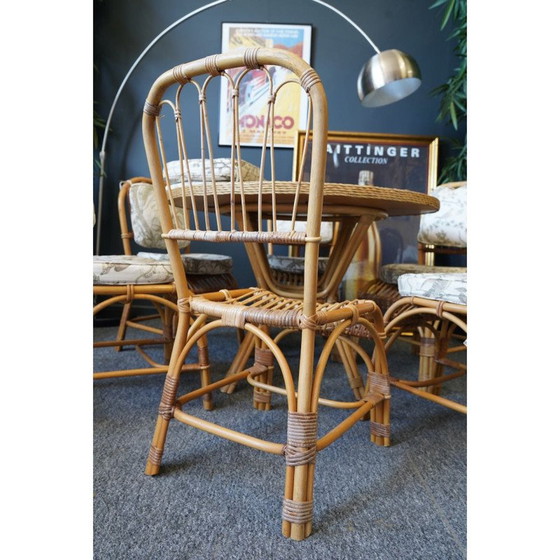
360, 181, 467, 312
141, 47, 391, 541
384, 272, 467, 413
356, 181, 467, 391
110, 175, 238, 353
93, 174, 237, 394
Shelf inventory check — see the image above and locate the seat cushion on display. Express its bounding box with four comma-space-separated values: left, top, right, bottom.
417, 183, 467, 247
380, 263, 467, 284
267, 255, 329, 275
397, 272, 467, 305
93, 255, 174, 285
138, 252, 233, 275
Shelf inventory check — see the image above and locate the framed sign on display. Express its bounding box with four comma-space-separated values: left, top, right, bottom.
293, 131, 439, 297
220, 22, 312, 148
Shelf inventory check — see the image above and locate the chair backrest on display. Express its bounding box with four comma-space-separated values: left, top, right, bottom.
417, 181, 467, 265
141, 47, 328, 307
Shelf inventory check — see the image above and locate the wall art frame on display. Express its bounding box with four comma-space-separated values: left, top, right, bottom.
293, 130, 439, 297
219, 22, 313, 148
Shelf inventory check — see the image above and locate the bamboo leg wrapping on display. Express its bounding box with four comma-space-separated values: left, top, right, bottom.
282, 412, 317, 535
419, 333, 437, 394
367, 371, 391, 446
253, 346, 274, 410
146, 374, 180, 474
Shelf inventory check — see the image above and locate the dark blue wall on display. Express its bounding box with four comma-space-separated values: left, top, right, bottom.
94, 0, 464, 286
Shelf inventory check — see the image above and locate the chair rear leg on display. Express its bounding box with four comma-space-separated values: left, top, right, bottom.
197, 334, 214, 411
145, 372, 180, 475
115, 301, 132, 352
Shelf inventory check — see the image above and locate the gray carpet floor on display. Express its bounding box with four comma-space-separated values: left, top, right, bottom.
94, 322, 466, 559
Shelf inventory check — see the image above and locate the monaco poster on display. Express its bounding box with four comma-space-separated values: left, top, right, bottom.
220, 23, 312, 147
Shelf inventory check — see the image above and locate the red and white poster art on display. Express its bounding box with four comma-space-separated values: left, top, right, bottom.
220, 23, 312, 148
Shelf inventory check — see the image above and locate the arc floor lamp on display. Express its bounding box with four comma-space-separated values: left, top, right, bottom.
95, 0, 422, 255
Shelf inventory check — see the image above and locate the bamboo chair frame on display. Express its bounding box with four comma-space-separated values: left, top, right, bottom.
141, 47, 391, 541
383, 296, 467, 413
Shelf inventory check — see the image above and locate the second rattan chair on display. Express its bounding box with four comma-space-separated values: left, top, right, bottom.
141, 47, 391, 541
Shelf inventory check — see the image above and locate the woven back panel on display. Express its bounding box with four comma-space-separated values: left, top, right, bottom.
143, 48, 327, 248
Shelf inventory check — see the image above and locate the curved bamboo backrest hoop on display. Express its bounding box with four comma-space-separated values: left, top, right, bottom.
142, 48, 328, 312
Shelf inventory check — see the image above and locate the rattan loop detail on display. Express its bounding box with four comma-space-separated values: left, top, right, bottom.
177, 298, 190, 312
367, 371, 391, 397
255, 347, 274, 367
371, 421, 391, 438
161, 376, 179, 406
148, 445, 163, 466
284, 412, 318, 466
243, 47, 261, 69
253, 391, 271, 404
204, 54, 221, 76
143, 100, 161, 117
298, 314, 318, 330
282, 498, 314, 524
221, 306, 247, 328
172, 65, 190, 85
300, 68, 321, 92
419, 338, 436, 358
158, 404, 175, 420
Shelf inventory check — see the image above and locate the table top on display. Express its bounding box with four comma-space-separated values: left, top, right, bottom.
169, 181, 439, 217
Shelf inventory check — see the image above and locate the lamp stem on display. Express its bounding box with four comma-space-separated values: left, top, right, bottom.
311, 0, 381, 54
95, 0, 229, 255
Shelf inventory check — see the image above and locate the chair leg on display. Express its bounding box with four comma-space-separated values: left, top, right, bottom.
282, 329, 317, 540
145, 313, 189, 476
162, 305, 175, 363
418, 327, 438, 394
145, 375, 179, 476
282, 411, 317, 540
197, 334, 214, 411
333, 338, 365, 399
115, 301, 132, 352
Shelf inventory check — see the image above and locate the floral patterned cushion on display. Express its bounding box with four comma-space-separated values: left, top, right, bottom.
165, 158, 260, 185
267, 255, 329, 275
137, 252, 233, 275
417, 184, 467, 247
93, 255, 174, 285
398, 272, 467, 305
380, 263, 467, 284
128, 182, 189, 250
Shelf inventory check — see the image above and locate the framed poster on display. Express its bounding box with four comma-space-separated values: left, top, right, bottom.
220, 22, 312, 148
293, 131, 439, 298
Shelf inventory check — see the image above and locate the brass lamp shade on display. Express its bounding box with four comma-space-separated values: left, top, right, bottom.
357, 48, 422, 107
